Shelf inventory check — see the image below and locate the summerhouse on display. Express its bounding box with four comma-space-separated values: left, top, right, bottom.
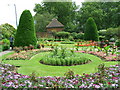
46, 18, 64, 33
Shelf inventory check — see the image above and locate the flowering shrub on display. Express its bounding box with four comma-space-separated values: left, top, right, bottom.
1, 63, 119, 88
3, 48, 53, 60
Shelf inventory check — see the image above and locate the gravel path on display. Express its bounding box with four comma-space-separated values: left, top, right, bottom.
0, 50, 13, 57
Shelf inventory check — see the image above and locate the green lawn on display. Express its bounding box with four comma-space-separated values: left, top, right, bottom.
1, 51, 118, 77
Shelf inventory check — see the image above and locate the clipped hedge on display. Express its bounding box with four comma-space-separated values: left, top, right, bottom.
84, 17, 99, 41
14, 10, 37, 47
55, 31, 70, 39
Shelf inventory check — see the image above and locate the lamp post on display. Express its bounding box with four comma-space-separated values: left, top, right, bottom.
8, 4, 18, 27
14, 4, 18, 27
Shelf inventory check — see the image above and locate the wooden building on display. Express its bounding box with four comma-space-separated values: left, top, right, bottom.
46, 18, 64, 33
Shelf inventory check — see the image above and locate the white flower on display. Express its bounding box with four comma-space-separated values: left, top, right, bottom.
95, 85, 100, 88
39, 84, 44, 87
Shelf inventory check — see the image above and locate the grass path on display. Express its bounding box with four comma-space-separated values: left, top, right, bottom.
2, 52, 118, 77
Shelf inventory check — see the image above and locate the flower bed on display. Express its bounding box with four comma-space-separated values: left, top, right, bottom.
3, 48, 53, 60
75, 51, 120, 61
1, 63, 119, 88
75, 41, 98, 47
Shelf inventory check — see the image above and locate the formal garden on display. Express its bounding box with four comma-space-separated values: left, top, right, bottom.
0, 1, 120, 89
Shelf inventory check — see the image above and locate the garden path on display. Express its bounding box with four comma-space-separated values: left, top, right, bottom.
0, 50, 13, 57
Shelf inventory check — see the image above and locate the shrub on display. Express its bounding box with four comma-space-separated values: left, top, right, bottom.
115, 39, 120, 47
98, 29, 107, 36
68, 36, 74, 41
71, 32, 84, 40
55, 31, 70, 39
84, 17, 99, 41
2, 39, 10, 51
76, 33, 84, 39
14, 10, 37, 47
1, 23, 16, 39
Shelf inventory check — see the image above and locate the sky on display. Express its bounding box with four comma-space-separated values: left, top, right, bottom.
0, 0, 84, 28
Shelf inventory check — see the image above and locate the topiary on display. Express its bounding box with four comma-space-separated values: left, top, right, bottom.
14, 10, 37, 47
84, 17, 99, 41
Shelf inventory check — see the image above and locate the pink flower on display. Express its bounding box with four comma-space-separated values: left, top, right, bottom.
112, 77, 118, 79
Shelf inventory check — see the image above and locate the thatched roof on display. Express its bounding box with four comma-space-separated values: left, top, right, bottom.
46, 18, 64, 28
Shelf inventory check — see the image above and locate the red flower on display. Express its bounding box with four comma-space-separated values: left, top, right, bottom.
2, 82, 6, 84
108, 82, 111, 85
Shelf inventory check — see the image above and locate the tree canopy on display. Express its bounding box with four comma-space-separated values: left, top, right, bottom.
34, 1, 78, 32
0, 23, 16, 39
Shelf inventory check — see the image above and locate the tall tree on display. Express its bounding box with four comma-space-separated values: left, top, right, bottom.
34, 12, 55, 32
77, 2, 120, 32
34, 1, 78, 32
84, 17, 99, 41
0, 23, 16, 39
14, 10, 37, 47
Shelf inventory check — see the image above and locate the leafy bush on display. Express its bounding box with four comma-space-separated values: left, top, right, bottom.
14, 10, 37, 47
84, 17, 99, 41
71, 32, 84, 40
1, 23, 16, 39
98, 30, 107, 36
2, 39, 10, 51
55, 31, 70, 39
76, 33, 84, 39
115, 39, 120, 47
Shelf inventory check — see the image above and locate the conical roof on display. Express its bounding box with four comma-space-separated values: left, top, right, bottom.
46, 18, 64, 28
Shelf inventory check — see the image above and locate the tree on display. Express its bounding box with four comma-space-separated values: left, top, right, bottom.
77, 2, 120, 32
34, 12, 55, 32
0, 23, 16, 39
84, 17, 99, 41
14, 10, 37, 47
34, 1, 78, 32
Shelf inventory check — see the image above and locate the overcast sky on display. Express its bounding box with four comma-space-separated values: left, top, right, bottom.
0, 0, 84, 28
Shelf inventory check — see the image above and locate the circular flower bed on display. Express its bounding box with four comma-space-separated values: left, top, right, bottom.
40, 49, 91, 66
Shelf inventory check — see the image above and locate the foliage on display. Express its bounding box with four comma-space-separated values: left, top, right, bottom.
98, 29, 107, 36
40, 49, 91, 66
77, 2, 120, 31
34, 1, 78, 31
55, 31, 70, 39
103, 45, 110, 56
14, 10, 37, 47
64, 69, 74, 79
34, 12, 55, 32
84, 17, 99, 41
0, 23, 16, 39
1, 39, 10, 51
105, 27, 120, 40
115, 39, 120, 47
